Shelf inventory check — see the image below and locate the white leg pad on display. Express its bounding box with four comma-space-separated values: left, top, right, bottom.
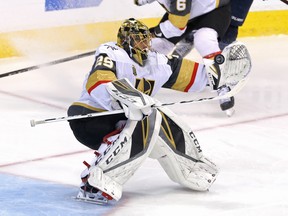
150, 106, 219, 191
88, 109, 162, 200
155, 138, 218, 191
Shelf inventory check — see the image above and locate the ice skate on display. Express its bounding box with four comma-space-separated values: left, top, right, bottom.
74, 182, 110, 205
74, 167, 114, 205
217, 85, 235, 117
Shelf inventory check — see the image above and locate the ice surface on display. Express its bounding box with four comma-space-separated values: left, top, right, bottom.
0, 36, 288, 216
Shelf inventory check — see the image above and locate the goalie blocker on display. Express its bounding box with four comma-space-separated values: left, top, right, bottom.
81, 79, 218, 202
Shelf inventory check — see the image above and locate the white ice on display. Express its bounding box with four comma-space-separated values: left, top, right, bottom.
0, 36, 288, 216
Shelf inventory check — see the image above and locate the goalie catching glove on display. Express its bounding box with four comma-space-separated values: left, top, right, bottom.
107, 78, 155, 121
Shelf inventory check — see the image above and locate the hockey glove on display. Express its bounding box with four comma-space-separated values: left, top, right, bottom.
150, 20, 186, 39
134, 0, 156, 6
149, 26, 164, 38
107, 78, 155, 121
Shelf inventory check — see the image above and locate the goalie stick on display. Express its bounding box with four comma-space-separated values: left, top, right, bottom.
0, 50, 95, 78
30, 77, 248, 127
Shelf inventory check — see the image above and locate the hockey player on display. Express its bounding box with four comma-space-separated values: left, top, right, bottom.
67, 18, 251, 203
160, 0, 254, 55
134, 0, 234, 115
219, 0, 254, 49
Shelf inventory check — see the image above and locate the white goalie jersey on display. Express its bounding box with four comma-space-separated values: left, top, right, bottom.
72, 42, 207, 112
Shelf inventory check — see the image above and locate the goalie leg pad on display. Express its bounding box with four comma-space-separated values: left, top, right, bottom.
88, 109, 162, 199
150, 106, 218, 191
155, 143, 218, 191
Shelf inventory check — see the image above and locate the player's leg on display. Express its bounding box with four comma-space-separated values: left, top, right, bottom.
171, 32, 194, 57
150, 106, 219, 191
67, 104, 127, 150
79, 109, 162, 202
76, 119, 127, 202
219, 0, 254, 49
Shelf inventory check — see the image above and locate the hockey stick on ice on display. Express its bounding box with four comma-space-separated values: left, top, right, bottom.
0, 50, 95, 78
30, 77, 248, 127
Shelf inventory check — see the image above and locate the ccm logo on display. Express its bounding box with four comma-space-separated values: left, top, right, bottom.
189, 131, 202, 153
105, 136, 127, 165
95, 136, 128, 166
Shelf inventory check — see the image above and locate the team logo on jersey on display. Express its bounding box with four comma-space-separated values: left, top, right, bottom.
132, 65, 137, 76
135, 78, 155, 96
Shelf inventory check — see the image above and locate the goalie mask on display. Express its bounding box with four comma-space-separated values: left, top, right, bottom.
117, 18, 151, 66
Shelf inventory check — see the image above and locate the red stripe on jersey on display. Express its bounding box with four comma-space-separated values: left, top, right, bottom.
88, 80, 111, 94
204, 51, 222, 59
184, 63, 199, 92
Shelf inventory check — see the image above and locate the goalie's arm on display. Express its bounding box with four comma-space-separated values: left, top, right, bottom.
163, 55, 207, 93
85, 53, 119, 110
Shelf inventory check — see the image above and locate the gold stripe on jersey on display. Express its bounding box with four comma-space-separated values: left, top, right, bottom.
71, 102, 107, 112
86, 69, 117, 93
168, 13, 190, 29
141, 118, 150, 148
171, 59, 197, 92
216, 0, 220, 7
160, 112, 176, 149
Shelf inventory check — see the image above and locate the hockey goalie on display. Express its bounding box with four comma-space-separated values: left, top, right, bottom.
67, 18, 251, 204
73, 83, 219, 204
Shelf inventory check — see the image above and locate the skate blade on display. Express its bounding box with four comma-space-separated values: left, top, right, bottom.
225, 108, 235, 117
73, 196, 108, 205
